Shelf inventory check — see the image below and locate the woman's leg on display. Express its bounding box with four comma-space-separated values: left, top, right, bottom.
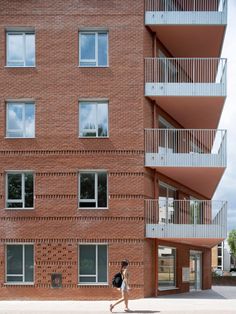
111, 291, 125, 310
124, 291, 129, 310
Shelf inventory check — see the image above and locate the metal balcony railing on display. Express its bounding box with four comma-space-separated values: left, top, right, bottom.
145, 58, 227, 97
145, 0, 227, 12
145, 129, 227, 167
145, 199, 227, 238
145, 58, 226, 83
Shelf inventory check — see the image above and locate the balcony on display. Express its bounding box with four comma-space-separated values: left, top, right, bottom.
145, 58, 227, 129
145, 199, 227, 247
145, 129, 227, 198
145, 0, 227, 57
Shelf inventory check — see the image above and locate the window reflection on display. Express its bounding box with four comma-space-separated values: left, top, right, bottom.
98, 33, 108, 66
7, 32, 35, 67
6, 172, 34, 209
79, 244, 107, 284
79, 172, 107, 208
79, 102, 108, 138
79, 32, 108, 67
6, 245, 34, 283
158, 246, 176, 289
7, 103, 35, 138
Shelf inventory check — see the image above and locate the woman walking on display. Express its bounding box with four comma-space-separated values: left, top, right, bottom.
110, 259, 130, 312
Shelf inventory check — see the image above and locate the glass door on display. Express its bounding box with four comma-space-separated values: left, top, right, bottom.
190, 198, 202, 224
190, 251, 202, 291
158, 117, 176, 154
159, 182, 176, 224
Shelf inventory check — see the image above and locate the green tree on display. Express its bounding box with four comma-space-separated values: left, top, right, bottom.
228, 229, 236, 268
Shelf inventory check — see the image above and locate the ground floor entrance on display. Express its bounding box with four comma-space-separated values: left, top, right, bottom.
153, 240, 210, 297
190, 250, 202, 291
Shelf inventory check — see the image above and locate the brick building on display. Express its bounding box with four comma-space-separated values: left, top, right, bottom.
0, 0, 227, 300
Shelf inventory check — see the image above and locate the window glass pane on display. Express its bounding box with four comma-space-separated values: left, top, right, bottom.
98, 33, 108, 66
25, 104, 35, 137
25, 34, 35, 66
7, 104, 23, 135
79, 202, 96, 208
25, 245, 34, 282
80, 173, 95, 200
7, 173, 22, 200
80, 245, 96, 275
98, 173, 107, 208
8, 34, 24, 65
25, 173, 34, 208
7, 202, 23, 209
97, 103, 108, 137
7, 245, 23, 275
7, 276, 23, 282
80, 33, 96, 61
98, 245, 107, 282
79, 276, 96, 283
79, 103, 97, 137
158, 246, 176, 288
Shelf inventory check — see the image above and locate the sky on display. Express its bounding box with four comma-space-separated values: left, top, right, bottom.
213, 0, 236, 231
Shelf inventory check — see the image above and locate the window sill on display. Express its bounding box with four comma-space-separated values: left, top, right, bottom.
5, 137, 36, 139
78, 65, 109, 68
4, 282, 34, 286
5, 66, 36, 68
78, 207, 109, 210
5, 208, 35, 211
78, 283, 109, 286
79, 137, 109, 139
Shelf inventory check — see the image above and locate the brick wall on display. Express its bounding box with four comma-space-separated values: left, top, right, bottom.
0, 0, 148, 300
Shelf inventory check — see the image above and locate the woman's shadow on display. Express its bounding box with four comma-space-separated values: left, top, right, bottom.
112, 311, 160, 313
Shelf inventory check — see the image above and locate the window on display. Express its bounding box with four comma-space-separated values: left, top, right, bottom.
7, 31, 35, 67
79, 171, 107, 208
79, 244, 107, 284
79, 31, 108, 67
6, 244, 34, 283
6, 172, 34, 209
158, 246, 176, 289
6, 102, 35, 138
79, 102, 108, 137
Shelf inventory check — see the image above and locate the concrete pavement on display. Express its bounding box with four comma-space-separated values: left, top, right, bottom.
0, 286, 236, 314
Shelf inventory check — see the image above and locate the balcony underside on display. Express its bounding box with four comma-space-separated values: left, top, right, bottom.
149, 167, 225, 198
147, 95, 225, 129
146, 225, 224, 248
147, 25, 226, 57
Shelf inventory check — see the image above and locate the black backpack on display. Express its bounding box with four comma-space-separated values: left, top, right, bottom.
112, 272, 123, 288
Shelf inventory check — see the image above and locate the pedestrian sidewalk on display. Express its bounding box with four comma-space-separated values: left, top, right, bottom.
0, 286, 236, 314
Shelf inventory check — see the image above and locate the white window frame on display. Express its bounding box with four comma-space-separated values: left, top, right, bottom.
5, 243, 34, 285
6, 171, 34, 210
78, 171, 108, 209
6, 31, 35, 67
79, 31, 108, 67
78, 243, 108, 285
6, 102, 35, 138
79, 101, 109, 138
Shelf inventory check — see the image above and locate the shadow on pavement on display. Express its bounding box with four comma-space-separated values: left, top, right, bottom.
113, 311, 160, 313
159, 289, 226, 299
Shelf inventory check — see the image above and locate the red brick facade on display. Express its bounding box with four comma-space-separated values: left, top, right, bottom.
0, 0, 222, 300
